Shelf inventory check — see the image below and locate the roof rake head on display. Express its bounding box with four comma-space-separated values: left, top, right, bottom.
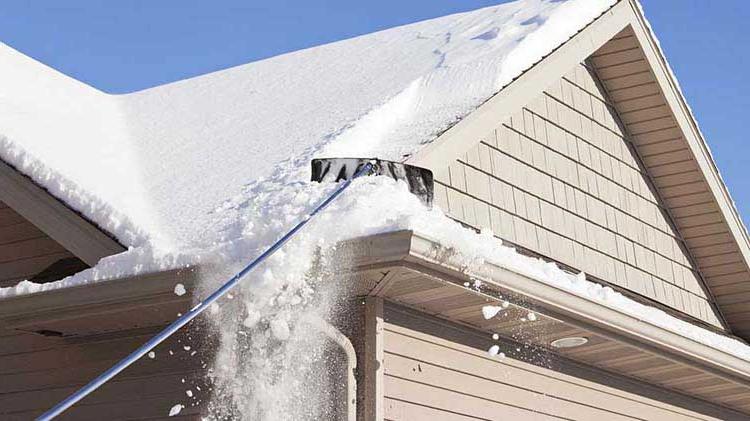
311, 158, 434, 207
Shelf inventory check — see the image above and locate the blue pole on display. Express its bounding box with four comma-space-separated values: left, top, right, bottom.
37, 162, 374, 421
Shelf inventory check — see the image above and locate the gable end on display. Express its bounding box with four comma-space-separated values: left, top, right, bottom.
409, 0, 750, 338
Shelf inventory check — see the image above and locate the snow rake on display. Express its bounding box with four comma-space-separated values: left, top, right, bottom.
37, 158, 433, 420
311, 158, 434, 206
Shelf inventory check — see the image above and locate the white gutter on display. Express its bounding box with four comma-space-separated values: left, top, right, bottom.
399, 231, 750, 386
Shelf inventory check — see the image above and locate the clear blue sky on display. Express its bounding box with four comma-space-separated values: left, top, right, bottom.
1, 1, 748, 223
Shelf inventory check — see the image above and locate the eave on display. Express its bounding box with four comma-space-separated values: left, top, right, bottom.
0, 158, 126, 268
0, 268, 195, 336
4, 230, 750, 415
349, 230, 750, 414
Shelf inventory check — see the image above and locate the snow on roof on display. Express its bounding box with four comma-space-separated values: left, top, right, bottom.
0, 0, 615, 254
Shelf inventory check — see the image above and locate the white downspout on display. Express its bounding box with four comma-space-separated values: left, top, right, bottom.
304, 315, 357, 421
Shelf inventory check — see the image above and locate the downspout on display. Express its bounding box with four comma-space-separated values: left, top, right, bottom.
304, 315, 357, 421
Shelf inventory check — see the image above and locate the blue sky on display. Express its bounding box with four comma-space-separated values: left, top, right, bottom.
1, 0, 748, 223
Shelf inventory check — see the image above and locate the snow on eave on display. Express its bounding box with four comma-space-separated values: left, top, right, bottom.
0, 137, 148, 249
398, 229, 750, 367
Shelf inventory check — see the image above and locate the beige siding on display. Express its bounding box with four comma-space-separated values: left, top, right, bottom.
0, 200, 86, 287
0, 325, 207, 420
0, 284, 207, 420
432, 62, 722, 327
382, 303, 742, 421
590, 28, 750, 338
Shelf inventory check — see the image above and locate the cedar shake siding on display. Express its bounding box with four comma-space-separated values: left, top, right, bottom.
432, 61, 723, 328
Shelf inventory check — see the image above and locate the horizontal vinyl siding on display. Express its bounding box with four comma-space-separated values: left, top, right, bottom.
0, 326, 207, 420
382, 305, 736, 421
0, 201, 82, 287
432, 62, 721, 327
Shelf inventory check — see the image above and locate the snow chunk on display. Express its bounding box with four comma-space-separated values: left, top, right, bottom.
487, 345, 500, 356
482, 305, 503, 320
148, 351, 155, 359
487, 346, 506, 360
168, 404, 183, 417
270, 317, 291, 341
242, 308, 262, 328
173, 283, 186, 296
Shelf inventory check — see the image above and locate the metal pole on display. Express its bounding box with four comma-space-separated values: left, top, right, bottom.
37, 162, 374, 421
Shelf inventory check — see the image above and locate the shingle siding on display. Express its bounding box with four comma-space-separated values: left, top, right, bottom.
435, 62, 722, 327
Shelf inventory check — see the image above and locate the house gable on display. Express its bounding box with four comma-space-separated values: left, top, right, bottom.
429, 61, 724, 328
590, 21, 750, 337
409, 0, 750, 336
0, 159, 125, 287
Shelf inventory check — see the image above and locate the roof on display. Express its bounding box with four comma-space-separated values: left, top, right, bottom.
0, 0, 616, 255
2, 0, 750, 340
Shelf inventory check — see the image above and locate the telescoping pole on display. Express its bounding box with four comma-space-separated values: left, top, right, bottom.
37, 162, 375, 421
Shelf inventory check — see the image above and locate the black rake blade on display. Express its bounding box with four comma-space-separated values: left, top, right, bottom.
311, 158, 434, 207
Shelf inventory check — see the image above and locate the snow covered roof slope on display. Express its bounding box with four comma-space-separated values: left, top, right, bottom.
0, 0, 616, 253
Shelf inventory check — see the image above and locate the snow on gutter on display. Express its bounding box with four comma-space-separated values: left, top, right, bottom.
5, 224, 750, 385
345, 229, 750, 382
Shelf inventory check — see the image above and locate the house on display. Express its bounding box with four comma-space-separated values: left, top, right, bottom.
2, 0, 750, 419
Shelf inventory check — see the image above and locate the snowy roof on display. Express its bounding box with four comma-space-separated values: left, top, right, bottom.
0, 0, 615, 254
7, 0, 750, 380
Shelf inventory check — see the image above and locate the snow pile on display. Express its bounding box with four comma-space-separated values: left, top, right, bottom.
168, 404, 183, 417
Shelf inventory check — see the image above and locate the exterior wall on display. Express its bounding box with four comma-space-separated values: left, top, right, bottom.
0, 325, 207, 420
0, 200, 85, 288
432, 61, 722, 327
381, 302, 743, 421
1, 290, 351, 421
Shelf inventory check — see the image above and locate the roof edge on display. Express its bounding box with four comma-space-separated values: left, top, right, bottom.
625, 0, 750, 277
0, 158, 126, 266
354, 230, 750, 387
0, 268, 192, 329
5, 228, 750, 396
